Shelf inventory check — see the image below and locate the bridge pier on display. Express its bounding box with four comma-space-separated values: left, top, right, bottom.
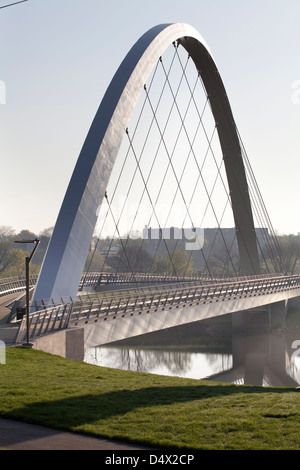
226, 329, 297, 386
232, 300, 287, 332
268, 300, 287, 329
232, 309, 270, 332
232, 333, 268, 385
32, 327, 85, 361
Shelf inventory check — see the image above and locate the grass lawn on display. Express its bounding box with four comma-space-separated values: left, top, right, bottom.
0, 347, 300, 450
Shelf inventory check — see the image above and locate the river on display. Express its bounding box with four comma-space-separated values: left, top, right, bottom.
84, 306, 300, 387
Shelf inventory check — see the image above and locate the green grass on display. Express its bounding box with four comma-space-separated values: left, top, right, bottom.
1, 347, 300, 449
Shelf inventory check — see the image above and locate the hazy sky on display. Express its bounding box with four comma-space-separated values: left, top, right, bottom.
1, 0, 300, 236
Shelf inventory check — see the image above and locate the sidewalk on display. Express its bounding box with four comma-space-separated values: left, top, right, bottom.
0, 418, 151, 450
0, 292, 19, 322
0, 293, 19, 345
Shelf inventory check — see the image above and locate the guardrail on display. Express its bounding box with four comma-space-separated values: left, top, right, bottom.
1, 271, 285, 299
15, 274, 300, 344
79, 272, 209, 288
0, 272, 211, 300
0, 275, 38, 297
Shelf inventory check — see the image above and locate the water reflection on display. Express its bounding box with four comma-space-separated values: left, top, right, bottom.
210, 331, 300, 386
85, 347, 232, 380
84, 309, 300, 387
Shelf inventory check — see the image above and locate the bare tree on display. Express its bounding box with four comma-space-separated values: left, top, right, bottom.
275, 235, 300, 274
0, 226, 26, 276
110, 243, 152, 273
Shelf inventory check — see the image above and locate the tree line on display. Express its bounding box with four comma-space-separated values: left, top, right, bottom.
0, 226, 53, 278
0, 226, 195, 279
1, 224, 300, 279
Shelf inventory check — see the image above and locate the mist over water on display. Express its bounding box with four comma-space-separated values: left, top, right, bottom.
84, 307, 300, 387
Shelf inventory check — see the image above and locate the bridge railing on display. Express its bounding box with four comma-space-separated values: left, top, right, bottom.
0, 271, 212, 301
16, 303, 73, 343
15, 274, 300, 344
1, 271, 284, 299
25, 272, 290, 311
0, 275, 38, 297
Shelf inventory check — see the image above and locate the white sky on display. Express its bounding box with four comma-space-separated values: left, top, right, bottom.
1, 0, 300, 236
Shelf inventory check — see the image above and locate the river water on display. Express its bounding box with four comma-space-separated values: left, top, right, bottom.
84, 307, 300, 387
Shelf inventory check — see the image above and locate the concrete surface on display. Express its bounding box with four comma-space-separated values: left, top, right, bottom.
0, 293, 17, 323
0, 293, 19, 345
0, 418, 151, 450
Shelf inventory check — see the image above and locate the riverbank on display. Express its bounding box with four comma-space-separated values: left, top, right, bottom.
0, 347, 300, 450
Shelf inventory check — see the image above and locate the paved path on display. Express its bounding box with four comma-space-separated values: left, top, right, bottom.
0, 294, 19, 345
0, 292, 20, 320
0, 418, 151, 450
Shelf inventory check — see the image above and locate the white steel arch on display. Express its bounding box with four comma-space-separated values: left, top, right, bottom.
32, 23, 259, 304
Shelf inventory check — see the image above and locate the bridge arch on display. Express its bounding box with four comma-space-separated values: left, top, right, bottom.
32, 23, 260, 303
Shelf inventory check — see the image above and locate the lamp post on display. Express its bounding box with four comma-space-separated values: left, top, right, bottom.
14, 238, 40, 347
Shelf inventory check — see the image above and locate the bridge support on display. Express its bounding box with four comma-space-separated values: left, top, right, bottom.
268, 300, 287, 329
32, 22, 260, 306
232, 333, 276, 386
232, 309, 269, 332
232, 299, 287, 332
32, 327, 84, 361
226, 330, 297, 386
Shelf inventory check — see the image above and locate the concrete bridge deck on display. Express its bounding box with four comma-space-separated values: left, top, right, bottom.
13, 274, 300, 360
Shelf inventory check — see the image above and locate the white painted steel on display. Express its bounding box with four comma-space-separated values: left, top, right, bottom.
31, 23, 258, 304
31, 24, 215, 303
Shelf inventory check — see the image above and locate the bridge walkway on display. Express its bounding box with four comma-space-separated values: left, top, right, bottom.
0, 292, 19, 345
12, 274, 300, 354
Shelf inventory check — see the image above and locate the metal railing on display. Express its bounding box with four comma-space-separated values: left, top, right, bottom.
0, 271, 285, 298
15, 274, 300, 343
0, 275, 38, 297
0, 271, 211, 299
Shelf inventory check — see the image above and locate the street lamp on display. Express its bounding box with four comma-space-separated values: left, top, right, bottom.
14, 238, 40, 347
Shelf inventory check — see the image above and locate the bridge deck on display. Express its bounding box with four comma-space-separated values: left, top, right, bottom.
13, 274, 300, 348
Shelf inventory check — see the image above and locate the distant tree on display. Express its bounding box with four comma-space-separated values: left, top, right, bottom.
0, 226, 17, 276
32, 227, 53, 265
110, 242, 153, 273
84, 251, 110, 272
0, 248, 40, 277
260, 234, 300, 274
0, 226, 15, 241
208, 246, 239, 277
0, 246, 20, 276
164, 249, 194, 276
275, 235, 300, 274
39, 227, 53, 238
16, 229, 37, 243
151, 255, 169, 274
